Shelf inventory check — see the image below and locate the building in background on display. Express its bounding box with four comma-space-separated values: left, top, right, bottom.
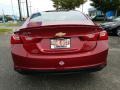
88, 7, 115, 20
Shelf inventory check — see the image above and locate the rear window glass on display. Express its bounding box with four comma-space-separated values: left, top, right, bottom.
30, 11, 88, 22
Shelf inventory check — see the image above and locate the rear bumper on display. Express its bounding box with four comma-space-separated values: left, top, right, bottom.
15, 63, 106, 74
11, 41, 108, 72
12, 50, 108, 72
14, 62, 106, 73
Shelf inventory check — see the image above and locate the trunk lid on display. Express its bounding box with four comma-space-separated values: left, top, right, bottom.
15, 25, 100, 54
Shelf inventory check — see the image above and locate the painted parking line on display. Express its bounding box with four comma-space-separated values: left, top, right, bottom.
109, 48, 120, 51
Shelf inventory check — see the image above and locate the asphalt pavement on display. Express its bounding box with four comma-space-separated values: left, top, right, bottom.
0, 35, 120, 90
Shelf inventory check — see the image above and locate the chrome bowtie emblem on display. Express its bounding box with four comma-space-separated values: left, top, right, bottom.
55, 32, 66, 37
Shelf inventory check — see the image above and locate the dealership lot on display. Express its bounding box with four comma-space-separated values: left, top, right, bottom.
0, 35, 120, 90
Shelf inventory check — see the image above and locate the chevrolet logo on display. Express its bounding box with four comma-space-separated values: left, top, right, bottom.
55, 32, 66, 37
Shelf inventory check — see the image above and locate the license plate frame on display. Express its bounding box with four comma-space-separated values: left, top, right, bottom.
50, 38, 71, 49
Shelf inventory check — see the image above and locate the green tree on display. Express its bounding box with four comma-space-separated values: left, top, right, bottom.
90, 0, 120, 16
52, 0, 87, 10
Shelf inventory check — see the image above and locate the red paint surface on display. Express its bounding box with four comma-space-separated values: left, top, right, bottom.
11, 12, 108, 72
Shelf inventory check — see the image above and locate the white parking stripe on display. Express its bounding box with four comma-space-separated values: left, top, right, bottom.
109, 48, 120, 51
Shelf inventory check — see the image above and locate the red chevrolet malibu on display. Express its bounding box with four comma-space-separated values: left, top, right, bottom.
11, 11, 108, 74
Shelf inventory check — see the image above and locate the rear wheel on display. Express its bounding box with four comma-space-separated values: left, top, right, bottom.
116, 28, 120, 36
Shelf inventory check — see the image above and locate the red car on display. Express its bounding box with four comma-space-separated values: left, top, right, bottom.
11, 11, 108, 74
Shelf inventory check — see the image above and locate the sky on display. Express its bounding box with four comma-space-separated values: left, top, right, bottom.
0, 0, 93, 17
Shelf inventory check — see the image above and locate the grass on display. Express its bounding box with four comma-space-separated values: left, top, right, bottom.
0, 22, 21, 27
0, 28, 12, 33
5, 23, 19, 27
0, 22, 22, 34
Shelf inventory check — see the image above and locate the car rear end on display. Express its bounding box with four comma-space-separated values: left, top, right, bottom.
11, 11, 108, 73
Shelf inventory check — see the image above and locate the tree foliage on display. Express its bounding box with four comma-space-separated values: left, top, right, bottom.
52, 0, 87, 10
90, 0, 120, 14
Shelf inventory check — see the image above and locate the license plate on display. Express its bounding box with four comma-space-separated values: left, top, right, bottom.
51, 38, 70, 49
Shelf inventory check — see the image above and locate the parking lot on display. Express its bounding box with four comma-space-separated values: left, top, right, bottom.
0, 35, 120, 90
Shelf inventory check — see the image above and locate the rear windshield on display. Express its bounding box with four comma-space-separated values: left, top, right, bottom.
30, 11, 88, 22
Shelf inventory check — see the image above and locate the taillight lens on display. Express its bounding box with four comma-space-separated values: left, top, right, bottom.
21, 36, 41, 54
11, 34, 22, 44
79, 31, 108, 52
79, 34, 98, 52
21, 36, 41, 44
80, 33, 99, 41
11, 34, 41, 54
99, 31, 108, 40
23, 44, 40, 54
81, 41, 97, 52
80, 30, 108, 41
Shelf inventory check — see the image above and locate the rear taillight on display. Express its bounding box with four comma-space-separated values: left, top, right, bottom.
23, 44, 40, 54
11, 34, 22, 44
99, 31, 108, 40
11, 34, 41, 54
80, 30, 108, 41
80, 30, 108, 52
80, 33, 99, 41
21, 36, 41, 44
81, 41, 97, 52
21, 36, 41, 54
79, 34, 98, 52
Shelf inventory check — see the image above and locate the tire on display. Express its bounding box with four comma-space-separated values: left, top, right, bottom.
116, 28, 120, 37
85, 67, 104, 73
15, 69, 31, 75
